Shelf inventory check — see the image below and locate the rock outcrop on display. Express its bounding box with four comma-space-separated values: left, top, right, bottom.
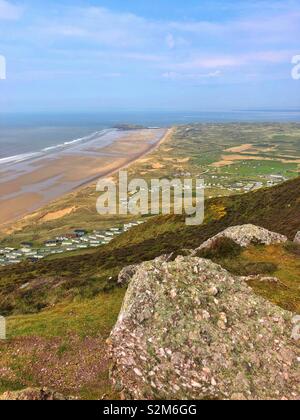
0, 388, 73, 400
118, 265, 139, 286
196, 224, 287, 252
242, 275, 279, 284
294, 232, 300, 245
118, 254, 178, 285
109, 256, 299, 400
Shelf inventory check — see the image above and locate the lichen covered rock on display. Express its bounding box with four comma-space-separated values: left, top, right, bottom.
196, 224, 287, 252
118, 254, 177, 286
118, 265, 139, 286
294, 232, 300, 245
0, 388, 73, 400
109, 256, 299, 400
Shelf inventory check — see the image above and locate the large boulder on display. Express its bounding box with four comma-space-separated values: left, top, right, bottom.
109, 256, 299, 400
118, 254, 178, 286
294, 232, 300, 245
196, 224, 287, 252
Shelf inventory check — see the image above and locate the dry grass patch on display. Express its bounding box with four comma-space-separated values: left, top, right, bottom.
40, 206, 76, 222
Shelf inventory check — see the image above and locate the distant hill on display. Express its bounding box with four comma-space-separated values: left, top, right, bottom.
113, 124, 145, 130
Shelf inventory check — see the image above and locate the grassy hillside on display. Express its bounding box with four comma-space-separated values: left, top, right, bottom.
0, 176, 299, 398
1, 176, 299, 317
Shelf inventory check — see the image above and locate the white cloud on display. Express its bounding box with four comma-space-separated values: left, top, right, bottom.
102, 72, 122, 78
0, 0, 22, 20
40, 6, 153, 49
26, 4, 300, 56
170, 21, 222, 34
120, 52, 165, 62
162, 70, 221, 80
49, 26, 88, 37
166, 34, 175, 49
3, 2, 298, 86
169, 10, 300, 47
171, 50, 292, 71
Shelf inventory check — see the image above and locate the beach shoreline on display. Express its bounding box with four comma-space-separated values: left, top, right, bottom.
0, 127, 172, 229
74, 127, 173, 190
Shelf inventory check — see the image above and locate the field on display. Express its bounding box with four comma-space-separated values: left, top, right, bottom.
139, 123, 300, 196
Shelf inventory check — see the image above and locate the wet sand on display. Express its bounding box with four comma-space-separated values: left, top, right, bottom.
0, 128, 167, 225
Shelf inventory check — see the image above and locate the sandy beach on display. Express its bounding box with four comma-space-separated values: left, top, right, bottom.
0, 128, 168, 226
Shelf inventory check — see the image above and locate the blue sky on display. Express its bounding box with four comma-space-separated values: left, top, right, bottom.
0, 0, 299, 112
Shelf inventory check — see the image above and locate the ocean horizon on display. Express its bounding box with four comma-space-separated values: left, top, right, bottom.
0, 110, 300, 161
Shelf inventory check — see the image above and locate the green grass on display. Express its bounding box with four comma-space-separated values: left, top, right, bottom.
245, 244, 300, 314
7, 287, 125, 339
0, 379, 26, 395
219, 160, 297, 178
196, 241, 300, 314
1, 288, 125, 399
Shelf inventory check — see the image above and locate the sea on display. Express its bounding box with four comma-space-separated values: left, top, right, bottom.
0, 110, 299, 163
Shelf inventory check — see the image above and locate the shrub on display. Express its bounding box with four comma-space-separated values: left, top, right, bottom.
196, 237, 243, 260
221, 260, 278, 277
284, 241, 300, 256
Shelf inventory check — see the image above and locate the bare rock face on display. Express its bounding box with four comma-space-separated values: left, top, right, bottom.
109, 256, 299, 400
196, 224, 287, 252
0, 388, 73, 400
294, 232, 300, 245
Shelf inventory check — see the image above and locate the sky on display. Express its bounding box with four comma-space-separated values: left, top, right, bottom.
0, 0, 299, 113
